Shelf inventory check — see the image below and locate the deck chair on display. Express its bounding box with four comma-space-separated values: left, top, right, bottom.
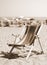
7, 23, 41, 54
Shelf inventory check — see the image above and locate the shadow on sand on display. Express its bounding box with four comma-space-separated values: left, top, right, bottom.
31, 50, 44, 55
0, 51, 22, 59
0, 50, 44, 59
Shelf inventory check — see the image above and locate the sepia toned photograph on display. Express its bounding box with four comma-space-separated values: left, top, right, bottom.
0, 0, 47, 65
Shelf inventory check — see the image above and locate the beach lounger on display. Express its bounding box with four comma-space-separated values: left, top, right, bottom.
7, 23, 40, 54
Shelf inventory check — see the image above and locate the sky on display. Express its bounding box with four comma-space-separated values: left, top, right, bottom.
0, 0, 47, 17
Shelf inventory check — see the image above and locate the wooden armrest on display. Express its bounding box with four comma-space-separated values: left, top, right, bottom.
7, 43, 25, 47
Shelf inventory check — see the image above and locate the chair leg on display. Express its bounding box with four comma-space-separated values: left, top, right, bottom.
37, 36, 44, 54
9, 34, 18, 53
9, 46, 15, 53
26, 45, 34, 60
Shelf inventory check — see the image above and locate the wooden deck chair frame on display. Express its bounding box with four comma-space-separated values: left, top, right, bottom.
7, 23, 44, 58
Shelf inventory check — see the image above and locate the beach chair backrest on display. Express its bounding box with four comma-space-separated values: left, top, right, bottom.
16, 23, 40, 45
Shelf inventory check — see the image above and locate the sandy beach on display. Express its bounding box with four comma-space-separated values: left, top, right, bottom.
0, 24, 47, 65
